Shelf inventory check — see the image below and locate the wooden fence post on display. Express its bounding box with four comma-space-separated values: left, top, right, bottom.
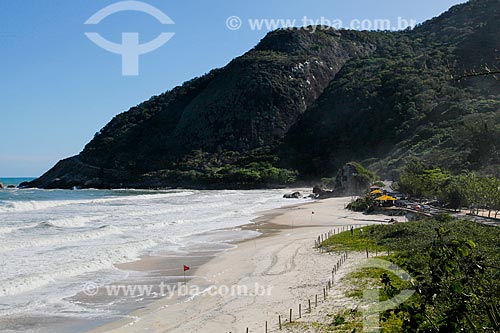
308, 299, 311, 313
290, 308, 293, 323
299, 304, 302, 318
279, 315, 282, 330
315, 294, 318, 307
265, 321, 268, 333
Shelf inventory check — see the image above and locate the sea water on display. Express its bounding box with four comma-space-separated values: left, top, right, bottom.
0, 178, 34, 187
0, 186, 296, 331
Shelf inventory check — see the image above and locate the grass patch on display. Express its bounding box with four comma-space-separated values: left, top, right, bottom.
321, 227, 386, 253
306, 310, 363, 332
337, 267, 415, 332
343, 266, 411, 300
322, 218, 500, 266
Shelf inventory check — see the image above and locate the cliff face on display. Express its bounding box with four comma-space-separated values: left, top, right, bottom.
25, 0, 500, 189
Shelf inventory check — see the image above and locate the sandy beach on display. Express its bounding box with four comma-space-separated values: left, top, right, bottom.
83, 196, 397, 333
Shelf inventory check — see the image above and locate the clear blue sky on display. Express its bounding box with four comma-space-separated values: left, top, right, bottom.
0, 0, 465, 177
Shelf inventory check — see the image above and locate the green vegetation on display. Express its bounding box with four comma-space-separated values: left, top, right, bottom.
344, 267, 409, 300
321, 227, 382, 252
331, 162, 379, 196
398, 161, 500, 215
341, 267, 412, 331
320, 218, 500, 332
287, 309, 364, 332
142, 160, 298, 188
347, 162, 378, 187
283, 0, 500, 179
347, 195, 376, 212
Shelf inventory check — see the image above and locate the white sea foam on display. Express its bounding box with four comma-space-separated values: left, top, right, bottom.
0, 191, 195, 213
0, 199, 87, 213
0, 188, 293, 323
0, 226, 15, 235
0, 225, 122, 252
39, 215, 106, 228
0, 240, 156, 297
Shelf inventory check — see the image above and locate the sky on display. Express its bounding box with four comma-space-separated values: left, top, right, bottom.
0, 0, 466, 177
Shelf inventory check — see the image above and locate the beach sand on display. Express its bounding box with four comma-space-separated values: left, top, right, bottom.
87, 197, 395, 333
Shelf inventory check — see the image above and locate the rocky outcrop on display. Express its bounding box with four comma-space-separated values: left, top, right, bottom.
333, 162, 376, 197
0, 182, 4, 189
312, 185, 335, 199
20, 156, 130, 189
283, 192, 301, 199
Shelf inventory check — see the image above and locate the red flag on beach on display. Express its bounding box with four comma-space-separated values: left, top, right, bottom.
183, 265, 190, 272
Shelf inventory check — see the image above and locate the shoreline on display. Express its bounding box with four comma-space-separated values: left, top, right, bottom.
0, 188, 302, 333
86, 197, 394, 333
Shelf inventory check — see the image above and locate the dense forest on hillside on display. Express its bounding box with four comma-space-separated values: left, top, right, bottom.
25, 0, 500, 189
283, 0, 500, 178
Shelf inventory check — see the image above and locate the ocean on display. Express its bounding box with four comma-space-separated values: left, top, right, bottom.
0, 186, 296, 332
0, 178, 35, 186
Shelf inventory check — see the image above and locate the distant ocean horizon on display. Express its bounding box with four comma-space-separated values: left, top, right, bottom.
0, 177, 35, 186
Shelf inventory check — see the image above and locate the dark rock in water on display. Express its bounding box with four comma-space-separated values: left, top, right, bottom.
283, 192, 301, 199
7, 185, 15, 188
313, 185, 335, 199
0, 182, 3, 189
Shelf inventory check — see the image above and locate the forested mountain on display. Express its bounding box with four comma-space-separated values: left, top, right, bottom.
284, 0, 500, 179
25, 0, 500, 189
